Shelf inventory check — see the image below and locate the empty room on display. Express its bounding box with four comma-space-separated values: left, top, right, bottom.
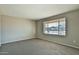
0, 4, 79, 55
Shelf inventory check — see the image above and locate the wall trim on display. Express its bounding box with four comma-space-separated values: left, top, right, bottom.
1, 38, 36, 45
38, 38, 79, 50
1, 37, 79, 50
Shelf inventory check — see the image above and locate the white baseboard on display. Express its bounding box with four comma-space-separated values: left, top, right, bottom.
54, 41, 79, 49
1, 37, 79, 49
38, 38, 79, 49
1, 37, 35, 44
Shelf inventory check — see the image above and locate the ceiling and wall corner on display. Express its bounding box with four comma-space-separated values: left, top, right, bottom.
0, 4, 79, 20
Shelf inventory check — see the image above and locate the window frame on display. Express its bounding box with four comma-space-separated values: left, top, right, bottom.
42, 17, 67, 36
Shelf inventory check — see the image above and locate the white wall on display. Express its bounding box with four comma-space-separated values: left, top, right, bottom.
2, 15, 36, 44
0, 15, 1, 46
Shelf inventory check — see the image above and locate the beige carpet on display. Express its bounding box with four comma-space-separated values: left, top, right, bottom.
0, 39, 79, 55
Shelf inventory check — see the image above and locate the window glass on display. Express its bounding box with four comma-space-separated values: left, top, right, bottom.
43, 17, 66, 36
59, 18, 66, 35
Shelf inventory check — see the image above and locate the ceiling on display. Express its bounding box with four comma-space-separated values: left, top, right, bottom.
0, 4, 79, 20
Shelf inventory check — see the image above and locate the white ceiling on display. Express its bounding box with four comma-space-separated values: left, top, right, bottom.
0, 4, 79, 20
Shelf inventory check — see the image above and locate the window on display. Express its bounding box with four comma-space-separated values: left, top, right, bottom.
43, 17, 66, 36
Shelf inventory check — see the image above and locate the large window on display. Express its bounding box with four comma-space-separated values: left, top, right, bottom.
43, 17, 66, 36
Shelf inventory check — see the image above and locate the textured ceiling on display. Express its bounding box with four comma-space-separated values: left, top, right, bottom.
0, 4, 79, 20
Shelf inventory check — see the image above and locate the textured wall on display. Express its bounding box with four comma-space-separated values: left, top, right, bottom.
36, 10, 79, 49
2, 15, 36, 44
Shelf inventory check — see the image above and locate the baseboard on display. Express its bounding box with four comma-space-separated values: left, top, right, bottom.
1, 37, 79, 50
1, 38, 36, 45
38, 38, 79, 50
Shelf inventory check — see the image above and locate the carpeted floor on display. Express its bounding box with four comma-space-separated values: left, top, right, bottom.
0, 39, 79, 55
